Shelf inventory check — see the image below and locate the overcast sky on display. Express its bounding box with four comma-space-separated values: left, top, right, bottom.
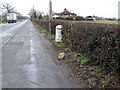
0, 0, 120, 18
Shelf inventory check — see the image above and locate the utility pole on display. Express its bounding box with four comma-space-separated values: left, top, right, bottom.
49, 0, 52, 19
31, 6, 35, 19
49, 0, 52, 33
33, 6, 35, 19
118, 1, 120, 39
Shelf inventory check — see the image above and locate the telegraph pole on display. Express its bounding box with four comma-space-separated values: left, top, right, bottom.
49, 0, 52, 33
49, 0, 52, 19
33, 6, 34, 19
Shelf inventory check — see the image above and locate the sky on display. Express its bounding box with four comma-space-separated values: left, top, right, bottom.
0, 0, 120, 18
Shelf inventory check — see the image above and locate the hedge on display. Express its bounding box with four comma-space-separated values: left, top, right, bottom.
33, 19, 120, 75
62, 22, 120, 75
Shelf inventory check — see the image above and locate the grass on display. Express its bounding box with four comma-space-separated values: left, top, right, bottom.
76, 53, 89, 65
94, 20, 119, 24
102, 80, 109, 88
0, 17, 3, 24
0, 16, 7, 23
0, 17, 2, 24
32, 21, 46, 32
47, 33, 55, 40
53, 42, 64, 48
80, 20, 119, 24
32, 21, 55, 40
64, 47, 71, 52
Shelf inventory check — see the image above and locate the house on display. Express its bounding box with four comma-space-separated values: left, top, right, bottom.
53, 8, 77, 20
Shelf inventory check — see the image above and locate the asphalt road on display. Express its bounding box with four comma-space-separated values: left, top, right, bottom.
2, 20, 80, 88
0, 20, 28, 46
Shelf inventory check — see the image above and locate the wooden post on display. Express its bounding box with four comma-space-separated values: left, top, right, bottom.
49, 0, 52, 33
118, 2, 120, 32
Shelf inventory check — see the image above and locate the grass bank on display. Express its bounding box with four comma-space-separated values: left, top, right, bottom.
32, 21, 55, 40
0, 16, 7, 23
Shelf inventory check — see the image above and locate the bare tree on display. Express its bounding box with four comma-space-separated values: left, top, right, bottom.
1, 3, 15, 13
28, 8, 35, 18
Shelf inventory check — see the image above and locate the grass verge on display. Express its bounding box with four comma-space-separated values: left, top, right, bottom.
32, 21, 55, 40
0, 16, 7, 24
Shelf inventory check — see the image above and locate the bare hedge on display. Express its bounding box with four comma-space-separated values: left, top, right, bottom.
33, 19, 120, 75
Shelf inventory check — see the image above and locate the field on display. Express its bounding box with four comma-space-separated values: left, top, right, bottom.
94, 20, 119, 24
78, 20, 119, 24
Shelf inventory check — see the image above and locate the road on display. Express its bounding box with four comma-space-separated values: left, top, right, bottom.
2, 20, 80, 88
0, 21, 27, 46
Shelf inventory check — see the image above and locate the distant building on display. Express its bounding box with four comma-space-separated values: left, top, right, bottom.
53, 8, 77, 20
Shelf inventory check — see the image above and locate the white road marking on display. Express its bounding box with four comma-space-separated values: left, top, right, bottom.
25, 22, 39, 86
0, 34, 12, 37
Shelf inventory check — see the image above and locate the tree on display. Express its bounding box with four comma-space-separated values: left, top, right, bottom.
33, 11, 36, 19
29, 8, 44, 19
1, 3, 15, 13
28, 8, 35, 19
36, 11, 44, 19
38, 15, 43, 19
76, 16, 84, 21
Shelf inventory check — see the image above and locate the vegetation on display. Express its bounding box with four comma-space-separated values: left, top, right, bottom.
75, 16, 84, 21
53, 42, 64, 48
0, 17, 2, 23
64, 47, 71, 52
1, 3, 15, 13
0, 16, 7, 23
32, 21, 55, 40
78, 20, 119, 25
94, 20, 119, 24
102, 80, 109, 88
0, 2, 24, 23
77, 54, 89, 65
32, 19, 120, 88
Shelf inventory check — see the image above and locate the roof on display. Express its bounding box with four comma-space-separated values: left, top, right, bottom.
54, 8, 76, 16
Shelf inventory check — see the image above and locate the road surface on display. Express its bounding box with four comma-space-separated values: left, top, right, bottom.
0, 21, 27, 46
2, 20, 80, 88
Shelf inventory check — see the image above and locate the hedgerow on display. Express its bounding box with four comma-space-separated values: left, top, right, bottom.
33, 19, 120, 75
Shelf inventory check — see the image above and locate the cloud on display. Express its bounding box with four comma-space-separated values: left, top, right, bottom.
1, 0, 119, 18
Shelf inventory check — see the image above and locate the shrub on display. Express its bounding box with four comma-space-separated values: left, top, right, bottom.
62, 21, 120, 75
33, 19, 120, 75
77, 54, 89, 65
55, 17, 64, 20
64, 17, 73, 20
75, 16, 84, 21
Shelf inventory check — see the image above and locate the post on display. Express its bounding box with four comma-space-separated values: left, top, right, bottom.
118, 2, 120, 32
32, 6, 34, 19
118, 1, 120, 76
49, 0, 52, 33
55, 25, 62, 42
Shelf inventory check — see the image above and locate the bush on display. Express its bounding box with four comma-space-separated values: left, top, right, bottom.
33, 19, 120, 75
64, 17, 73, 20
62, 22, 120, 75
55, 17, 64, 20
54, 17, 73, 21
75, 16, 84, 21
